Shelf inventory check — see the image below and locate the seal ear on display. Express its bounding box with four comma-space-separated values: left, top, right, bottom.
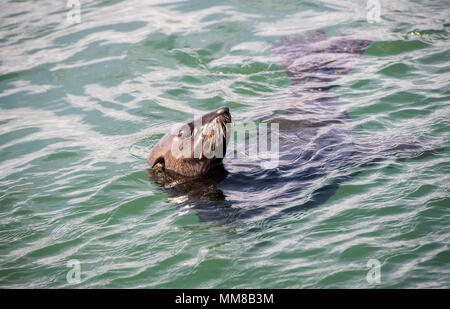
152, 156, 165, 169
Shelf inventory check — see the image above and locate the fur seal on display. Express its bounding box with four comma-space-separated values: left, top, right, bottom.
146, 31, 438, 224
148, 106, 232, 177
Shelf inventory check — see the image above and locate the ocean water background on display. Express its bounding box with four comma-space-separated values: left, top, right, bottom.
0, 0, 449, 288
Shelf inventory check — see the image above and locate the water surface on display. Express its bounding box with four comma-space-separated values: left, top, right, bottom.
0, 0, 449, 288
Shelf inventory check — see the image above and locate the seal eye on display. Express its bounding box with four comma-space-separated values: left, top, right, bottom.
152, 156, 165, 169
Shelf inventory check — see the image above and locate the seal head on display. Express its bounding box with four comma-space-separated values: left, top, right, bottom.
148, 107, 232, 177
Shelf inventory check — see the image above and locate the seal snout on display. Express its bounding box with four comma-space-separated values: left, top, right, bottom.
202, 106, 231, 125
216, 106, 230, 115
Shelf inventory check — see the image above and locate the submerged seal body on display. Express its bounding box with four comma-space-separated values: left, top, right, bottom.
147, 31, 436, 224
147, 32, 371, 209
148, 106, 232, 177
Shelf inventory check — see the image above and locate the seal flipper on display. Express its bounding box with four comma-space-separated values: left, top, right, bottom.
272, 30, 370, 92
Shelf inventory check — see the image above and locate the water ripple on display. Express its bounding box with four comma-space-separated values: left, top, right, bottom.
0, 0, 449, 288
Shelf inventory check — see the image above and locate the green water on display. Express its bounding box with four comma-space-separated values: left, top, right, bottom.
0, 0, 449, 288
